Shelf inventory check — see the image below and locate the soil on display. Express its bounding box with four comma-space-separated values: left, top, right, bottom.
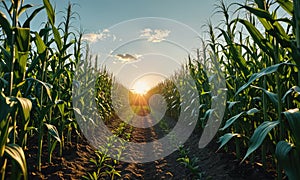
23, 107, 277, 180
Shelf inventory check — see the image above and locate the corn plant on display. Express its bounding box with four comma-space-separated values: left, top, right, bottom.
1, 0, 82, 176
209, 0, 300, 179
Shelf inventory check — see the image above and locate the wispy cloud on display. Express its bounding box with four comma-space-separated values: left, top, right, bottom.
82, 29, 112, 43
113, 53, 142, 63
140, 28, 170, 42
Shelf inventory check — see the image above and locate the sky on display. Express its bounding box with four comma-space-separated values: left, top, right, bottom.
23, 0, 226, 92
61, 0, 218, 34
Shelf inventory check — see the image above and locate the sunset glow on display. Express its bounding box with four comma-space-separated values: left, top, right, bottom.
131, 81, 150, 95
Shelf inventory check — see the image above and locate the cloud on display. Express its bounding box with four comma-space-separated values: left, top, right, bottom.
140, 28, 170, 42
82, 29, 112, 43
113, 53, 142, 63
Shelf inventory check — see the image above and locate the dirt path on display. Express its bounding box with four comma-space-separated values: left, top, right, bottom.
26, 106, 276, 179
119, 107, 185, 179
117, 107, 275, 180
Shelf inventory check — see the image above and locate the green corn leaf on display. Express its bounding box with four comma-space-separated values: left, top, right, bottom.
240, 5, 273, 21
34, 32, 47, 54
282, 86, 300, 103
217, 133, 240, 151
42, 0, 62, 50
26, 78, 53, 101
259, 18, 274, 31
220, 111, 245, 131
242, 121, 280, 162
0, 77, 9, 89
283, 109, 300, 146
237, 18, 273, 55
0, 92, 16, 121
219, 28, 249, 78
45, 123, 61, 142
251, 85, 278, 107
276, 141, 300, 180
39, 27, 52, 37
4, 144, 28, 180
276, 0, 293, 16
201, 109, 214, 121
26, 56, 40, 75
18, 4, 34, 17
235, 62, 294, 96
55, 100, 65, 116
0, 12, 12, 43
276, 141, 293, 161
49, 140, 58, 156
0, 46, 12, 67
0, 120, 10, 157
16, 51, 29, 82
52, 25, 62, 50
16, 97, 32, 121
227, 101, 240, 113
246, 108, 260, 115
23, 6, 44, 28
43, 0, 55, 25
254, 0, 266, 9
15, 27, 30, 52
282, 88, 294, 102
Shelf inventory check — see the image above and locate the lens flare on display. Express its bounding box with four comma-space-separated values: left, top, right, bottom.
131, 81, 149, 95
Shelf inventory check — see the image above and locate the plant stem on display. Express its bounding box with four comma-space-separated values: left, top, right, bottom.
262, 75, 267, 168
0, 159, 7, 180
10, 1, 18, 144
274, 39, 283, 180
37, 119, 43, 171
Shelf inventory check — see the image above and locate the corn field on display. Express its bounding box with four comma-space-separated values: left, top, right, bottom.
1, 0, 300, 179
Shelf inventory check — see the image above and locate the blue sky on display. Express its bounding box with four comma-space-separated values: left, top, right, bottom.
24, 0, 226, 91
73, 0, 217, 34
66, 0, 221, 90
25, 0, 220, 33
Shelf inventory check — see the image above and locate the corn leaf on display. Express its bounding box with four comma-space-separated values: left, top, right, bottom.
23, 6, 44, 28
220, 112, 245, 131
235, 62, 294, 96
217, 133, 240, 151
16, 97, 32, 121
282, 86, 300, 102
283, 109, 300, 146
52, 25, 62, 50
0, 12, 12, 43
55, 100, 65, 116
227, 101, 240, 113
0, 92, 16, 121
276, 0, 293, 16
251, 86, 278, 107
254, 0, 266, 9
26, 78, 53, 101
276, 141, 300, 180
241, 5, 273, 21
201, 109, 214, 121
237, 19, 273, 56
43, 0, 55, 25
246, 108, 260, 115
15, 27, 30, 52
18, 4, 34, 17
242, 121, 280, 162
34, 32, 47, 54
4, 144, 28, 180
45, 123, 61, 142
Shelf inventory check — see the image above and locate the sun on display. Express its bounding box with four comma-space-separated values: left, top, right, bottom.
132, 81, 149, 95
